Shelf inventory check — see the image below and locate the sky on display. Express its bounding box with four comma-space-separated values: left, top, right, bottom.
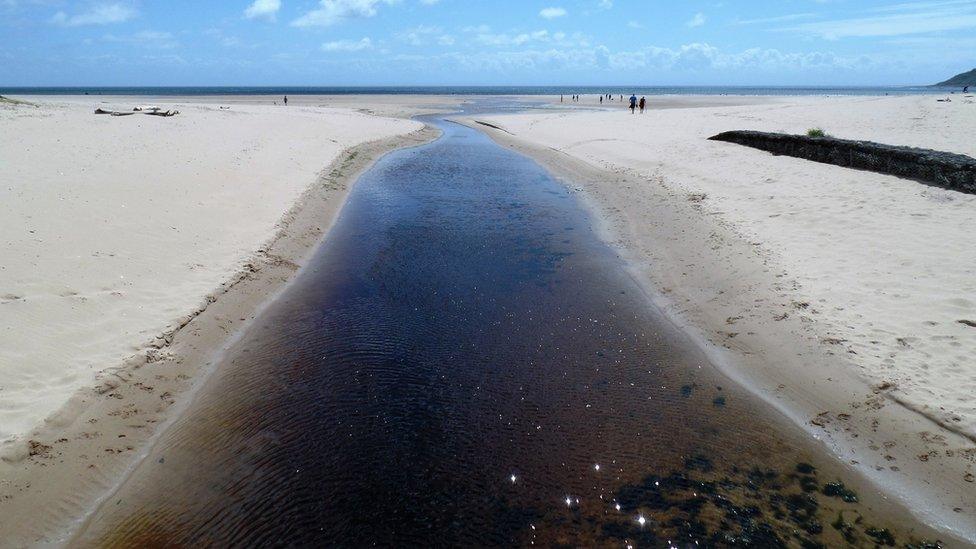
1, 0, 975, 87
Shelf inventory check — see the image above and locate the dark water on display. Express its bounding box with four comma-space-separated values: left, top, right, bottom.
1, 85, 949, 97
78, 112, 940, 547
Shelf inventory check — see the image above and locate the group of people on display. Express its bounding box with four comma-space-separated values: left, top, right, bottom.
628, 94, 647, 114
597, 93, 626, 104
563, 93, 649, 113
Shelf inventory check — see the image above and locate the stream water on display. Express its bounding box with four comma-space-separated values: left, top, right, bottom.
77, 107, 940, 548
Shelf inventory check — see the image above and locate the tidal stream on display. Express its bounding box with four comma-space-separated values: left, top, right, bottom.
78, 107, 943, 547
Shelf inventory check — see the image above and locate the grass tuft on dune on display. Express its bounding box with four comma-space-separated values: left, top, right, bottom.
0, 95, 38, 107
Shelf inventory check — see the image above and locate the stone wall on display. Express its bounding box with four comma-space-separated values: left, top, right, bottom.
708, 130, 976, 195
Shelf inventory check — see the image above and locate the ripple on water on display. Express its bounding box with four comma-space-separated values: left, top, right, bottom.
82, 115, 944, 547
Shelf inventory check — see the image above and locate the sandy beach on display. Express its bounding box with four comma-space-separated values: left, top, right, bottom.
463, 93, 976, 539
0, 96, 438, 445
0, 95, 456, 543
2, 92, 975, 544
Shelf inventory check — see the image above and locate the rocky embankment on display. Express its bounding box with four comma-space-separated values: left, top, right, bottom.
709, 130, 976, 194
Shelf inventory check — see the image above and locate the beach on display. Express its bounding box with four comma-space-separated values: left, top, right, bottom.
464, 93, 976, 538
1, 92, 975, 544
0, 96, 438, 445
0, 95, 454, 542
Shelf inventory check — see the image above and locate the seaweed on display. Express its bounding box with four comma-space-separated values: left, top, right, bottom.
822, 481, 858, 503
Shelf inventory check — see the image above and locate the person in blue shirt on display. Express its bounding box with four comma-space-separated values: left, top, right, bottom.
629, 94, 637, 114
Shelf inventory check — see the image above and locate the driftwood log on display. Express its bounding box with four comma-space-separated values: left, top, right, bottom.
94, 108, 179, 117
94, 108, 135, 116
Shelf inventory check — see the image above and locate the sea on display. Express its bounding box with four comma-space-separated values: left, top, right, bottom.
0, 85, 954, 97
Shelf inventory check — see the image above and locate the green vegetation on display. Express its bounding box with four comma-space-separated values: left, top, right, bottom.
935, 68, 976, 87
0, 95, 37, 107
806, 128, 827, 138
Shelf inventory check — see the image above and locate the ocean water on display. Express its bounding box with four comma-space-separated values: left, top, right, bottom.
0, 85, 950, 97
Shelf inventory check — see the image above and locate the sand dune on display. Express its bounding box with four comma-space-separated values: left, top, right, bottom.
0, 98, 421, 444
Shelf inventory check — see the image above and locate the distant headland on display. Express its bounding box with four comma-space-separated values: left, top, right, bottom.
936, 68, 976, 87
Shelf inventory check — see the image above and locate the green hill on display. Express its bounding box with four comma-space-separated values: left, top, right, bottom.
936, 69, 976, 87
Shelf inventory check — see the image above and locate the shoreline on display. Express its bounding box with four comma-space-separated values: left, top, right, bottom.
0, 122, 442, 546
457, 112, 976, 542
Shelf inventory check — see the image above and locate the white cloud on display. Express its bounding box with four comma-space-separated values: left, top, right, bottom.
51, 3, 136, 26
539, 7, 566, 19
607, 42, 863, 73
244, 0, 281, 21
686, 12, 706, 28
473, 29, 587, 48
397, 25, 453, 46
462, 24, 491, 33
374, 40, 876, 78
597, 0, 612, 9
322, 37, 373, 51
476, 30, 548, 46
783, 1, 976, 39
103, 30, 177, 49
734, 13, 817, 26
292, 0, 397, 27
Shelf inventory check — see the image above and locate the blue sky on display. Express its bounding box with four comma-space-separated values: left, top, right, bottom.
2, 0, 974, 86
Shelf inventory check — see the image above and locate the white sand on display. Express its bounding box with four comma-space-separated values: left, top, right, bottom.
475, 95, 976, 438
0, 98, 421, 443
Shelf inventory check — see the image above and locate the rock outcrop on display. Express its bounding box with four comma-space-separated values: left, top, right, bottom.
709, 131, 976, 195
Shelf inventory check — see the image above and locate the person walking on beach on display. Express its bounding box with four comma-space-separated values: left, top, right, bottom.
639, 96, 646, 114
600, 95, 603, 105
284, 95, 288, 106
629, 94, 637, 114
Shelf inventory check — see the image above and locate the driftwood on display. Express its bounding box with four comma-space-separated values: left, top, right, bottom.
94, 108, 179, 117
94, 108, 136, 116
144, 110, 179, 117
